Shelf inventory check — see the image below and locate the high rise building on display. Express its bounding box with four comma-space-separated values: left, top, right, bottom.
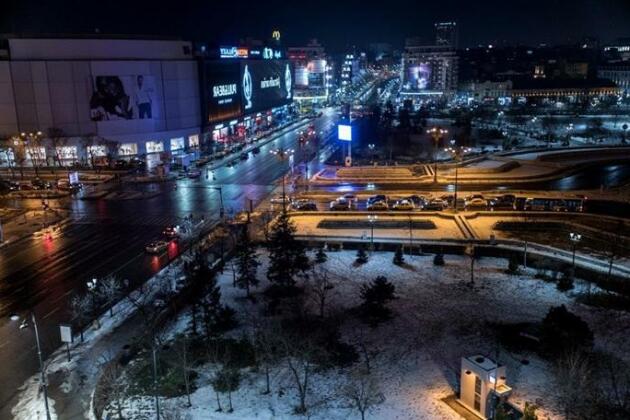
401, 38, 458, 96
435, 22, 458, 49
287, 39, 330, 103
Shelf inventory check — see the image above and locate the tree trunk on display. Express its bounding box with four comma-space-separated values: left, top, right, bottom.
228, 391, 233, 412
264, 365, 271, 394
215, 391, 222, 411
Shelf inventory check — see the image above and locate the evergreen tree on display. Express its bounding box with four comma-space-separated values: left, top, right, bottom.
359, 276, 397, 326
315, 247, 328, 264
393, 246, 405, 265
235, 227, 260, 297
433, 253, 445, 266
197, 267, 237, 339
266, 212, 309, 288
507, 255, 520, 274
356, 246, 369, 264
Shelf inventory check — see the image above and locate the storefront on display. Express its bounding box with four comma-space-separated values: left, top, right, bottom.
55, 146, 78, 164
118, 143, 138, 156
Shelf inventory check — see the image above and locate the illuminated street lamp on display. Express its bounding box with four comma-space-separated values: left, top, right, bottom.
270, 147, 294, 208
569, 232, 582, 271
9, 312, 51, 420
367, 214, 378, 251
444, 140, 470, 213
428, 127, 448, 182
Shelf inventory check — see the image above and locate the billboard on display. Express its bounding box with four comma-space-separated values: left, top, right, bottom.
89, 75, 156, 121
206, 62, 243, 123
338, 124, 352, 141
403, 63, 431, 91
240, 60, 293, 114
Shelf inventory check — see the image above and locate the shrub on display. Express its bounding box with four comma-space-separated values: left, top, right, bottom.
507, 255, 520, 274
540, 305, 593, 357
433, 253, 445, 266
356, 247, 369, 264
556, 270, 574, 292
359, 276, 397, 327
393, 246, 405, 265
315, 247, 328, 264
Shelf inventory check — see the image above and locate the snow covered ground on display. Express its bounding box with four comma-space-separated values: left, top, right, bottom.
101, 249, 630, 420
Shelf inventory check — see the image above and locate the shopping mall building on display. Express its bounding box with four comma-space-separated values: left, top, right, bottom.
0, 35, 294, 168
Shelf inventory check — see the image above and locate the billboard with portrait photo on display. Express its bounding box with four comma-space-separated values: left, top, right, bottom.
89, 75, 156, 121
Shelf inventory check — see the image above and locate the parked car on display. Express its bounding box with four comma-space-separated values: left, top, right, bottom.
292, 200, 317, 211
270, 195, 292, 204
489, 194, 516, 210
226, 160, 236, 168
31, 178, 53, 190
367, 194, 387, 205
145, 240, 169, 254
329, 198, 352, 211
424, 199, 446, 211
57, 179, 83, 192
0, 180, 18, 192
367, 200, 389, 211
392, 199, 415, 211
404, 195, 427, 208
252, 147, 261, 154
465, 197, 488, 209
239, 152, 249, 160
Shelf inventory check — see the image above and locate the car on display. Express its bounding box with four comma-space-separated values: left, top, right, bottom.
392, 199, 415, 211
270, 195, 292, 204
0, 180, 18, 192
551, 200, 568, 212
252, 147, 261, 154
187, 170, 201, 179
145, 240, 169, 254
367, 200, 389, 211
292, 200, 317, 211
31, 178, 53, 190
57, 180, 83, 192
404, 195, 426, 207
465, 197, 487, 209
329, 198, 352, 211
239, 152, 249, 160
367, 194, 387, 205
226, 160, 236, 168
465, 194, 486, 202
162, 225, 179, 238
424, 199, 446, 211
489, 194, 516, 210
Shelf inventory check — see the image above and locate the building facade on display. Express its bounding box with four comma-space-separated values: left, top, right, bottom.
598, 64, 630, 93
401, 42, 458, 96
287, 39, 330, 104
0, 36, 201, 167
0, 36, 295, 168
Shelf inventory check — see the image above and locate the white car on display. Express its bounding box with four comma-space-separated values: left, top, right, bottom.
392, 199, 415, 211
146, 241, 169, 254
465, 198, 488, 209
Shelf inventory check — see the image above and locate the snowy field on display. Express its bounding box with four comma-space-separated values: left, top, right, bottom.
103, 250, 630, 420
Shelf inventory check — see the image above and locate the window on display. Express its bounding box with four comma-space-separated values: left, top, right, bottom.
474, 376, 482, 412
170, 137, 185, 151
119, 143, 138, 156
146, 141, 164, 154
87, 145, 107, 157
26, 147, 46, 163
188, 134, 199, 148
56, 146, 78, 160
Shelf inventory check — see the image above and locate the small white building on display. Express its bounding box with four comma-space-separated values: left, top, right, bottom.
459, 354, 512, 419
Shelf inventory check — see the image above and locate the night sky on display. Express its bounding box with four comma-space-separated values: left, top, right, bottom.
2, 0, 630, 51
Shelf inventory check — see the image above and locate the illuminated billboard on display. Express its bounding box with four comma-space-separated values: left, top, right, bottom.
338, 124, 352, 141
89, 75, 157, 121
240, 60, 293, 114
403, 63, 431, 91
206, 62, 242, 123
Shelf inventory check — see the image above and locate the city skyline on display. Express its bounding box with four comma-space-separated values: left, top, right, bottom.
2, 0, 630, 51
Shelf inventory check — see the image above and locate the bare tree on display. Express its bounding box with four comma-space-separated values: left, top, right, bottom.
279, 332, 320, 414
97, 275, 123, 317
251, 315, 282, 395
47, 127, 66, 176
343, 370, 385, 420
70, 292, 93, 342
98, 352, 127, 420
307, 266, 335, 318
165, 335, 194, 407
554, 351, 594, 419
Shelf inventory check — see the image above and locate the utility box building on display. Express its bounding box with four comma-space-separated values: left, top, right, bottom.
459, 354, 512, 419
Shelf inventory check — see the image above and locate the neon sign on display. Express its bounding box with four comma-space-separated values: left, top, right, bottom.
220, 46, 249, 58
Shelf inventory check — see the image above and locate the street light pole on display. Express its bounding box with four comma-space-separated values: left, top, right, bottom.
367, 214, 378, 253
429, 127, 447, 183
214, 187, 225, 220
9, 312, 51, 420
569, 232, 582, 272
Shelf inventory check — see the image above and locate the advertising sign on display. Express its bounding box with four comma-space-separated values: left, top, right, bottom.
338, 124, 352, 141
206, 62, 243, 123
89, 75, 156, 121
403, 63, 432, 91
240, 60, 293, 114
